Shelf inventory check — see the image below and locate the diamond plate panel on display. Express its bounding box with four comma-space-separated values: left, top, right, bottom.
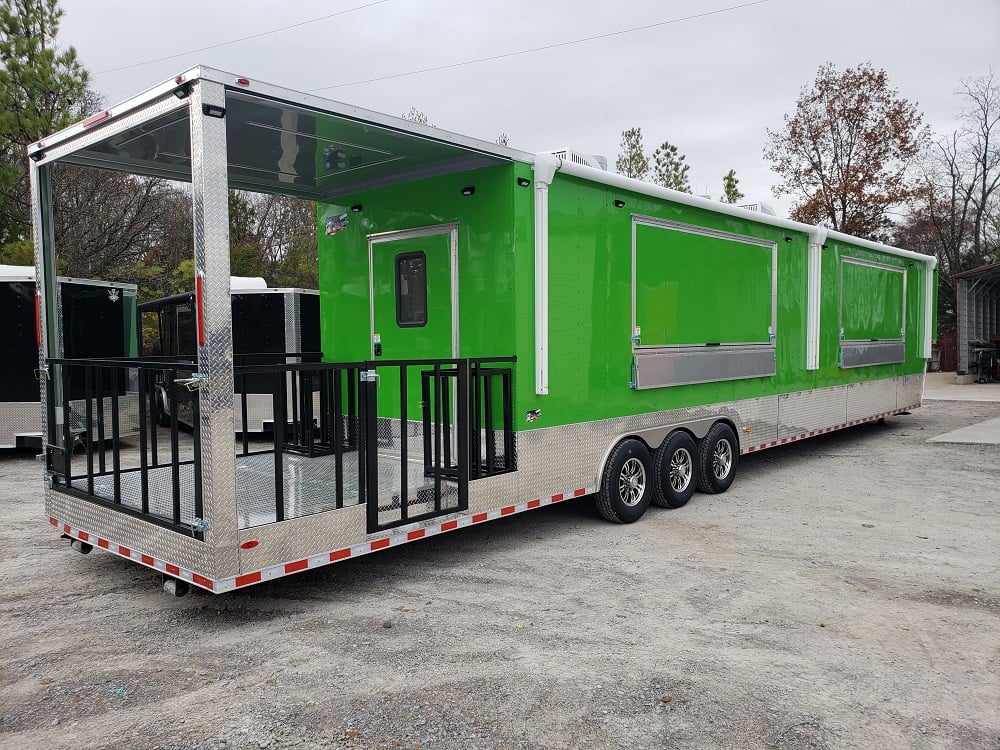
46, 487, 215, 572
284, 290, 299, 353
191, 80, 239, 577
778, 387, 848, 440
0, 401, 43, 448
896, 373, 923, 408
237, 504, 368, 573
847, 378, 897, 422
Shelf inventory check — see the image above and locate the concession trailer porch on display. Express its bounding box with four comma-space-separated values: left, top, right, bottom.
29, 67, 937, 595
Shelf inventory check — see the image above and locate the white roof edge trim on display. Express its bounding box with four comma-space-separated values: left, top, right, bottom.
552, 158, 938, 270
0, 263, 35, 280
30, 64, 537, 165
229, 276, 268, 290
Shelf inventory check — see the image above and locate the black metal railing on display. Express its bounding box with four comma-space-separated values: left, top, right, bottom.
45, 357, 205, 538
421, 359, 516, 482
44, 355, 517, 538
233, 359, 366, 521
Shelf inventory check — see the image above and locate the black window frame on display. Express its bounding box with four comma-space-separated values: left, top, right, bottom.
395, 250, 428, 328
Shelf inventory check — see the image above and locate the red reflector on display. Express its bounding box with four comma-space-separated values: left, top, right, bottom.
195, 272, 206, 347
82, 111, 110, 128
240, 540, 259, 550
34, 292, 41, 347
175, 75, 184, 84
236, 77, 250, 86
235, 572, 261, 587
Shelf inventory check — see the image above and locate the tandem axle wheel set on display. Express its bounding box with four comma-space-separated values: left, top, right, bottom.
596, 421, 738, 524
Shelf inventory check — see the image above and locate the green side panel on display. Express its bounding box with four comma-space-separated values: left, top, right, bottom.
634, 224, 772, 346
123, 292, 138, 356
316, 161, 532, 387
315, 161, 931, 435
840, 260, 904, 341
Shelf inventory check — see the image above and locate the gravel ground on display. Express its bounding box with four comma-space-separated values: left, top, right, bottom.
0, 399, 998, 750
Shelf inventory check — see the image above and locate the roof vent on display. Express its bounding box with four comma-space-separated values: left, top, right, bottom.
737, 202, 777, 216
548, 149, 608, 171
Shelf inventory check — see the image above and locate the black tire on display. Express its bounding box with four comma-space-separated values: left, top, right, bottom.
696, 422, 739, 494
652, 431, 698, 509
156, 390, 170, 428
595, 438, 653, 524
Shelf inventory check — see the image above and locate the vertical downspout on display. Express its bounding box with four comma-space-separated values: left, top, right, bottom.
921, 265, 935, 360
806, 227, 827, 371
532, 153, 559, 395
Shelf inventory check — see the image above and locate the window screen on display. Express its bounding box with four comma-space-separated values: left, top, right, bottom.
396, 251, 427, 327
634, 223, 774, 346
840, 259, 905, 341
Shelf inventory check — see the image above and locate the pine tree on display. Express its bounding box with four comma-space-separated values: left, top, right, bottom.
651, 141, 690, 192
615, 127, 649, 179
721, 169, 744, 203
0, 0, 88, 246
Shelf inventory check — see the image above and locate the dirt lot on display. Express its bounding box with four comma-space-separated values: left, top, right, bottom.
1, 399, 998, 750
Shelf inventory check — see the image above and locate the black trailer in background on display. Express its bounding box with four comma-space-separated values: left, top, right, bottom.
139, 284, 320, 431
1, 266, 138, 449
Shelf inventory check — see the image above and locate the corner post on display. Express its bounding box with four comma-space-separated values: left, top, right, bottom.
189, 79, 238, 574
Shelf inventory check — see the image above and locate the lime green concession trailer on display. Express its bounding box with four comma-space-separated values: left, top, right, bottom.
29, 68, 937, 595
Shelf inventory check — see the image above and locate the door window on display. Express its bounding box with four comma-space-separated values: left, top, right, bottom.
395, 251, 427, 327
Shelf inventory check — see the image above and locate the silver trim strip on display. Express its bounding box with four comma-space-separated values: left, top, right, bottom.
840, 341, 906, 368
633, 345, 776, 389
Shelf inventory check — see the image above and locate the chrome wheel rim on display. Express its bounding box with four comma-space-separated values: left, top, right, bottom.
713, 439, 733, 480
618, 457, 646, 507
670, 448, 693, 492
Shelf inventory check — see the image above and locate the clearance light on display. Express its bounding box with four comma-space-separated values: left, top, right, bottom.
460, 186, 475, 196
34, 293, 41, 348
236, 77, 251, 86
82, 111, 111, 128
195, 272, 206, 347
614, 199, 626, 208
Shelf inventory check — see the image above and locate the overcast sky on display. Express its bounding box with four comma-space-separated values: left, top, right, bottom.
55, 0, 1000, 216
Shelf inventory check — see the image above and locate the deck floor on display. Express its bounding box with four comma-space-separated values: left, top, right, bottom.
82, 449, 456, 530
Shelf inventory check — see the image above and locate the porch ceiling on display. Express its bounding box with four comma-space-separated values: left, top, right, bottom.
58, 86, 515, 200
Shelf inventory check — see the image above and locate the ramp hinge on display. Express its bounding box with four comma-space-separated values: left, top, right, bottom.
190, 517, 210, 534
174, 373, 205, 391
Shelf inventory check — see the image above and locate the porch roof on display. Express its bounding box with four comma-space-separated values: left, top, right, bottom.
28, 66, 532, 200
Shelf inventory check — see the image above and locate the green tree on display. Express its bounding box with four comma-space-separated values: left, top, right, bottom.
651, 141, 690, 192
721, 169, 744, 203
615, 127, 648, 179
897, 72, 1000, 333
0, 0, 88, 247
764, 62, 928, 240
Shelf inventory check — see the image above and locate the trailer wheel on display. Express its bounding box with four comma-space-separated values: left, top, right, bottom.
596, 438, 652, 523
156, 390, 170, 428
652, 431, 697, 509
696, 422, 738, 494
